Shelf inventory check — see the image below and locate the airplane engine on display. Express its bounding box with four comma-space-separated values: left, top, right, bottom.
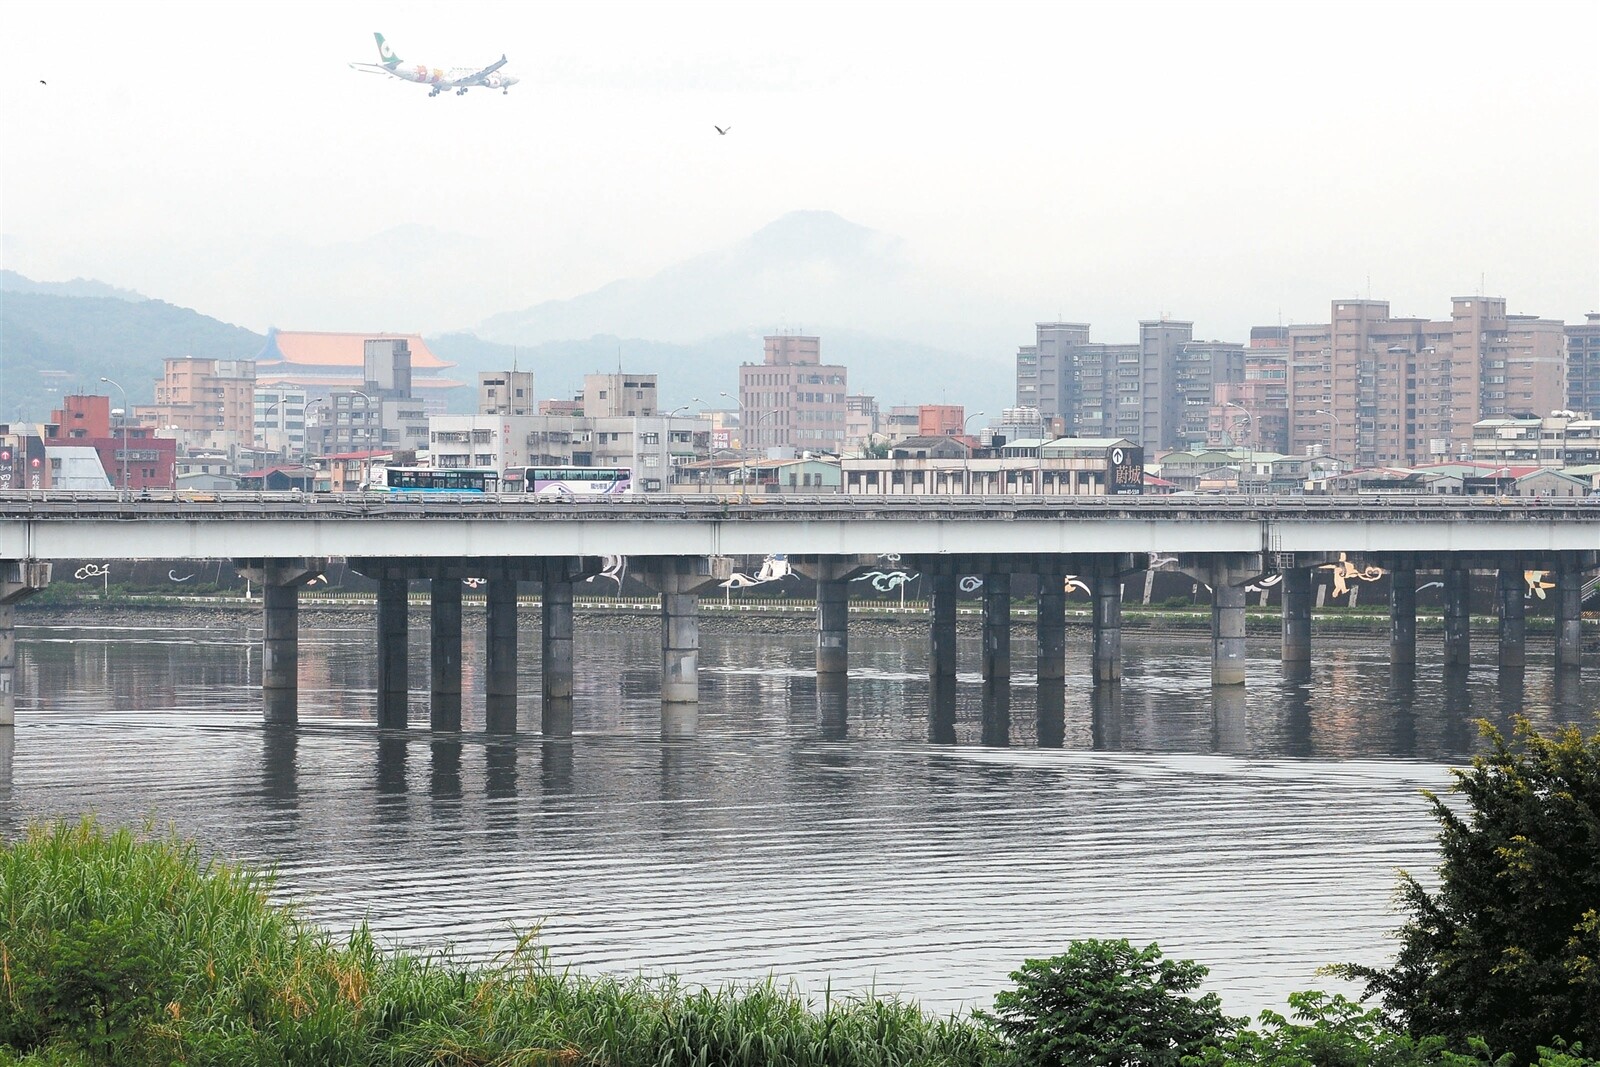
486, 73, 502, 88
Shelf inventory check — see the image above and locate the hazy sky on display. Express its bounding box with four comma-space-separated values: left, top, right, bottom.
2, 0, 1596, 343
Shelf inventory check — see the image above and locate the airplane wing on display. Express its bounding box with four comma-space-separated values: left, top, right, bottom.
454, 54, 508, 86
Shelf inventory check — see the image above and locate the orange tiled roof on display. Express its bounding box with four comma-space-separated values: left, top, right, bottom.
258, 330, 453, 370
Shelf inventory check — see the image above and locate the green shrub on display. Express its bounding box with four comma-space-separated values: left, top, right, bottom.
980, 939, 1240, 1067
1334, 719, 1600, 1062
1189, 991, 1598, 1067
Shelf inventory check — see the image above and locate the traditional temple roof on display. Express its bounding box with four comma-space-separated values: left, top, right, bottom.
256, 329, 453, 370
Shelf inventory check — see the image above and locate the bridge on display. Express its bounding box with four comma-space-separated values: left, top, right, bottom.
2, 492, 1596, 731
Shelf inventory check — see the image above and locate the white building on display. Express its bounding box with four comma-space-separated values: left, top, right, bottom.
427, 413, 710, 493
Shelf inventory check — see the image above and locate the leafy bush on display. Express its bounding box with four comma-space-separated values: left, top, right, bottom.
980, 939, 1240, 1066
1334, 719, 1600, 1062
1189, 991, 1597, 1067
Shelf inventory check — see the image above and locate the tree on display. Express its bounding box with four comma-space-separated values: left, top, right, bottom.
980, 939, 1240, 1067
1337, 718, 1600, 1061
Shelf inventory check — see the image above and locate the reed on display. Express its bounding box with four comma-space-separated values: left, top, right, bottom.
1, 819, 992, 1066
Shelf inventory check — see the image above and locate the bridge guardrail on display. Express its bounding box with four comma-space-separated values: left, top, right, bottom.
0, 489, 1596, 523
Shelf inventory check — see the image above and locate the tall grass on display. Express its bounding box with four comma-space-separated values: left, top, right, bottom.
0, 819, 992, 1066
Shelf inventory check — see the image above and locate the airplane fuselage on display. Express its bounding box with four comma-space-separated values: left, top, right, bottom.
352, 34, 518, 96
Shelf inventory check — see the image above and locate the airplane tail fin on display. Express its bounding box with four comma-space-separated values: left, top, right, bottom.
374, 32, 401, 69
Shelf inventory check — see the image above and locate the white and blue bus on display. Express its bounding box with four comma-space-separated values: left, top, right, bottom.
370, 467, 502, 493
511, 466, 633, 497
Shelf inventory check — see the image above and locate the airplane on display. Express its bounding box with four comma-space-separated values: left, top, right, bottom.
349, 33, 518, 97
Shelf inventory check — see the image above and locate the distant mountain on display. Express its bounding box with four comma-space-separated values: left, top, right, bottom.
0, 288, 263, 421
0, 269, 145, 302
471, 210, 1023, 412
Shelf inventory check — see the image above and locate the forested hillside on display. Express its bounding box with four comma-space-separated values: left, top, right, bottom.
0, 291, 264, 421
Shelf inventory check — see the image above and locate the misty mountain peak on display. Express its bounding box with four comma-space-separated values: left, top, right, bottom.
740, 210, 898, 260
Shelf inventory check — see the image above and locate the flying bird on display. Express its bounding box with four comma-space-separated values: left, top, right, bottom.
714, 125, 730, 135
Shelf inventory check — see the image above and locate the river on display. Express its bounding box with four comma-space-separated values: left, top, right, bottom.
2, 606, 1594, 1020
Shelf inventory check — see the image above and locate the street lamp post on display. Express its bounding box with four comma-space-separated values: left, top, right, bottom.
1315, 408, 1343, 460
348, 390, 377, 456
1224, 401, 1255, 494
99, 376, 129, 491
302, 398, 325, 461
962, 411, 986, 495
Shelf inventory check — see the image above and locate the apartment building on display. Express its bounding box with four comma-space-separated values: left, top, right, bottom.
918, 405, 966, 438
844, 394, 879, 452
1172, 339, 1245, 450
583, 372, 657, 417
428, 413, 709, 493
1015, 319, 1241, 452
479, 370, 536, 416
135, 357, 257, 451
1288, 297, 1566, 467
1015, 322, 1091, 429
1208, 351, 1289, 454
738, 334, 848, 452
1565, 313, 1600, 417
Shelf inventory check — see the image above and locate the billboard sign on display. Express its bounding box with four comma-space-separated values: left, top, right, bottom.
1107, 444, 1144, 495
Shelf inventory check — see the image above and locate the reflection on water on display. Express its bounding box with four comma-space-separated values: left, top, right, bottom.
1, 611, 1596, 1018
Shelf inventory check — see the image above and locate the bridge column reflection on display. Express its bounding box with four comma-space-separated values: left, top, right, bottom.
980, 572, 1011, 746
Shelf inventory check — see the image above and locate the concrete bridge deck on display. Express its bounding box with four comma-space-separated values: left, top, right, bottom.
1, 492, 1595, 732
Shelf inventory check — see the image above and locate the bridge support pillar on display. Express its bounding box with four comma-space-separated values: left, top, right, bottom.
1036, 574, 1066, 683
1212, 579, 1248, 686
1389, 563, 1417, 667
263, 584, 300, 724
0, 561, 51, 727
0, 604, 14, 729
638, 557, 732, 705
1497, 564, 1526, 672
1281, 567, 1312, 666
377, 578, 409, 728
236, 558, 322, 725
982, 573, 1011, 684
1443, 566, 1471, 668
1091, 562, 1123, 684
541, 565, 575, 735
1180, 555, 1260, 687
816, 579, 850, 676
662, 590, 700, 704
1555, 564, 1585, 671
485, 578, 519, 733
430, 578, 462, 731
929, 574, 958, 708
